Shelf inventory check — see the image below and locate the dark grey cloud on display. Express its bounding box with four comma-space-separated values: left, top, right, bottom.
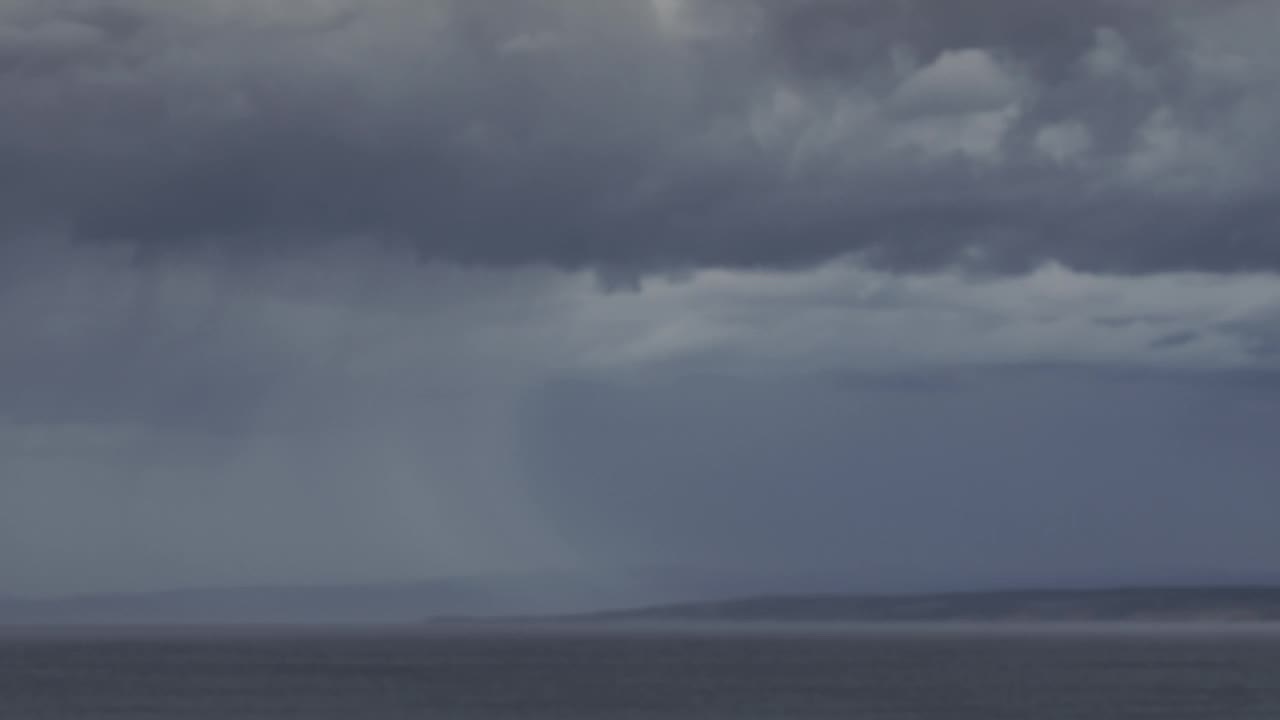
2, 0, 1279, 274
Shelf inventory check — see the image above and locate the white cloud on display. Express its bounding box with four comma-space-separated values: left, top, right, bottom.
499, 31, 561, 56
891, 49, 1023, 116
569, 261, 1280, 376
892, 104, 1021, 162
886, 49, 1025, 162
1123, 106, 1240, 192
1035, 121, 1093, 164
1082, 27, 1134, 79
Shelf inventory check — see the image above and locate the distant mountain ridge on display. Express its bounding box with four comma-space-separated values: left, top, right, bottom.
8, 576, 1280, 626
577, 587, 1280, 623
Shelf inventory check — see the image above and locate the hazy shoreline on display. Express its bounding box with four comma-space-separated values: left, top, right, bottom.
9, 585, 1280, 628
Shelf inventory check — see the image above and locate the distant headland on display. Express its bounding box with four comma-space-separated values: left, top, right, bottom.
555, 587, 1280, 624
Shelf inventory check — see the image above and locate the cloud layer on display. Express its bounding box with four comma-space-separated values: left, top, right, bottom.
3, 0, 1280, 273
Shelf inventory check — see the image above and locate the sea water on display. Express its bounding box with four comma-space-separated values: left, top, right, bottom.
2, 623, 1279, 718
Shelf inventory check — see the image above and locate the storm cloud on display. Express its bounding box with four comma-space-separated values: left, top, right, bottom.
2, 0, 1279, 273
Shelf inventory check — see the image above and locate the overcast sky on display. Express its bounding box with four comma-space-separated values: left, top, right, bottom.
3, 0, 1280, 597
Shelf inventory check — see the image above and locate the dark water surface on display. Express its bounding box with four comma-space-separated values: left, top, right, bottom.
3, 623, 1280, 718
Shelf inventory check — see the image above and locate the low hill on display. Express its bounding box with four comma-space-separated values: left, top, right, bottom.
579, 587, 1280, 623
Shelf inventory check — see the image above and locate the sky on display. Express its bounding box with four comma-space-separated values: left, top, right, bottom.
3, 0, 1280, 597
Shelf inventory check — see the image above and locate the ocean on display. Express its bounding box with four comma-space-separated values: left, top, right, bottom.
2, 623, 1279, 718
